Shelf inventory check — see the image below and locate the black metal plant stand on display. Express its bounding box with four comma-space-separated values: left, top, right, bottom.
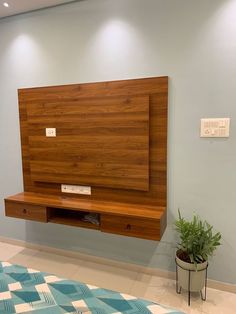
175, 258, 208, 306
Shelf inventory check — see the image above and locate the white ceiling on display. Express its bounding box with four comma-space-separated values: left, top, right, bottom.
0, 0, 77, 18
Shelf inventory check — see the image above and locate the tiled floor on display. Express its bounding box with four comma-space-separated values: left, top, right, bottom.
0, 241, 235, 314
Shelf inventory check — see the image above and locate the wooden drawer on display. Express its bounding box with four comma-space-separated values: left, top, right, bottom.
101, 214, 160, 240
5, 200, 47, 222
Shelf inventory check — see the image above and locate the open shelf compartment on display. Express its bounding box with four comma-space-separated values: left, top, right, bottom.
47, 207, 100, 230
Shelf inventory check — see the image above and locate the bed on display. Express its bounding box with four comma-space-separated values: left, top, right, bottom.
0, 262, 185, 314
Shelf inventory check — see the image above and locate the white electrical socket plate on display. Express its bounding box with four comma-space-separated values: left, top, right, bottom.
200, 118, 230, 138
61, 184, 91, 195
46, 128, 56, 137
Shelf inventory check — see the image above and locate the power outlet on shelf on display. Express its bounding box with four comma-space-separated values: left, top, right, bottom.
61, 184, 91, 195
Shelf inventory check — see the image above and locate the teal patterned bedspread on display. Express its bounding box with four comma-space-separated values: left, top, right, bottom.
0, 262, 185, 314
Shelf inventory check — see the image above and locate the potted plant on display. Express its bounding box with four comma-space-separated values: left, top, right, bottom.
175, 210, 221, 301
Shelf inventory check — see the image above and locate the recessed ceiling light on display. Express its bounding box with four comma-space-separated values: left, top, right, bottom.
3, 2, 9, 7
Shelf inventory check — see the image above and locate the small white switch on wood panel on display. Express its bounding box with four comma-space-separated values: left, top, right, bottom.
200, 118, 230, 138
46, 128, 56, 137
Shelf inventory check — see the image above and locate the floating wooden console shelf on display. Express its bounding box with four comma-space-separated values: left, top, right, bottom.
5, 76, 168, 240
5, 192, 166, 240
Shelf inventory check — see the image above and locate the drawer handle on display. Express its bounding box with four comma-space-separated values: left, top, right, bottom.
126, 224, 131, 230
22, 209, 27, 214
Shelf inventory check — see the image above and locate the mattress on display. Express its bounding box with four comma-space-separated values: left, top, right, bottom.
0, 262, 185, 314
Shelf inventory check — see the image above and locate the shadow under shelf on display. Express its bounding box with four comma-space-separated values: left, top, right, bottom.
47, 207, 100, 230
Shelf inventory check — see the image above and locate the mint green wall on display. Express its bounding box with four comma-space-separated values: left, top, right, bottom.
0, 0, 236, 284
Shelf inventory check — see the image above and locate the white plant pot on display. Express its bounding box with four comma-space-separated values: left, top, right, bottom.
176, 255, 208, 292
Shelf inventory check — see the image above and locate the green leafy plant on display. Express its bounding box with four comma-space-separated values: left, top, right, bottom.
175, 210, 221, 266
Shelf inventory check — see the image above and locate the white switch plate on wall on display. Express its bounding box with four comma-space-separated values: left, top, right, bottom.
200, 118, 230, 138
61, 184, 91, 195
46, 128, 56, 137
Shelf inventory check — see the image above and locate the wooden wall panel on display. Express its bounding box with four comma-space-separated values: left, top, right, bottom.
19, 76, 168, 207
27, 95, 149, 191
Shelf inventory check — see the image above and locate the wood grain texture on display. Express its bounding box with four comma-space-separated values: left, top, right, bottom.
18, 76, 168, 207
8, 77, 168, 240
101, 214, 161, 240
27, 95, 149, 191
5, 200, 47, 222
5, 192, 166, 240
5, 192, 165, 219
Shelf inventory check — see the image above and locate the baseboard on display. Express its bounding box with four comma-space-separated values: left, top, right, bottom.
0, 235, 235, 294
